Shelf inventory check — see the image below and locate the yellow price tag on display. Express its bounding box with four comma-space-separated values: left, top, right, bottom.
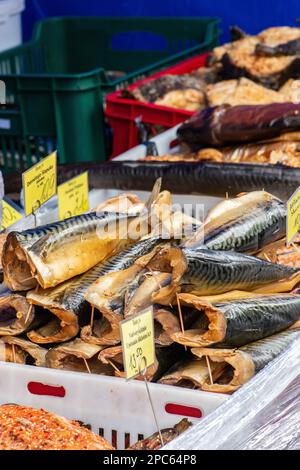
287, 186, 300, 244
57, 172, 89, 220
1, 199, 23, 230
120, 308, 155, 380
22, 151, 57, 216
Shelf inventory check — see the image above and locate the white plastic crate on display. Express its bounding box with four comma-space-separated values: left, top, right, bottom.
0, 362, 227, 449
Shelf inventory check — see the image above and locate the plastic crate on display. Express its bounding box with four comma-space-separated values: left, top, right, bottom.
106, 54, 208, 157
0, 16, 220, 173
0, 362, 227, 449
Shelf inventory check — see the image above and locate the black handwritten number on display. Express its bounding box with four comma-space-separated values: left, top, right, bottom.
74, 193, 87, 216
136, 347, 142, 357
41, 173, 55, 203
129, 353, 137, 373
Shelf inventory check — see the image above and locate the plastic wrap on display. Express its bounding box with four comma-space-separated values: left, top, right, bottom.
177, 102, 300, 148
165, 331, 300, 450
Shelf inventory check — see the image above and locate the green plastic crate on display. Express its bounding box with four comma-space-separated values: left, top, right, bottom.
0, 16, 220, 173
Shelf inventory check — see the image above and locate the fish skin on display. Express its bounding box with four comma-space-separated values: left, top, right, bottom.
2, 179, 163, 291
181, 248, 298, 296
192, 327, 300, 393
1, 336, 47, 366
173, 293, 300, 348
239, 327, 300, 371
151, 246, 300, 305
3, 211, 141, 291
185, 191, 286, 253
218, 295, 300, 348
27, 237, 162, 344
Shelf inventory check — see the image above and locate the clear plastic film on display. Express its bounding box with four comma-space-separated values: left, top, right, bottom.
164, 331, 300, 450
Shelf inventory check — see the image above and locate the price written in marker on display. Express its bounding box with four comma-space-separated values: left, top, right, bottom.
0, 199, 23, 231
287, 186, 300, 244
120, 308, 155, 380
57, 172, 89, 221
22, 152, 57, 216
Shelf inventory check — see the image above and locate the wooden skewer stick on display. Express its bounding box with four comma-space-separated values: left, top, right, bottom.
225, 192, 229, 200
264, 253, 272, 263
12, 344, 16, 363
90, 305, 95, 332
22, 275, 35, 283
83, 357, 91, 374
205, 355, 214, 385
25, 304, 33, 324
106, 359, 121, 375
176, 294, 187, 351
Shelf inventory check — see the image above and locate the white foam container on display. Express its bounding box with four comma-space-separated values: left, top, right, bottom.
0, 362, 227, 449
0, 0, 25, 52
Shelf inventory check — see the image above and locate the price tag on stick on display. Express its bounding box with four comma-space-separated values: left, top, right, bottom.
57, 172, 89, 220
22, 151, 57, 217
287, 186, 300, 245
120, 308, 155, 380
0, 198, 23, 231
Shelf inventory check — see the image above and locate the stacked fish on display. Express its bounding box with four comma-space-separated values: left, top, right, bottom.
1, 184, 300, 395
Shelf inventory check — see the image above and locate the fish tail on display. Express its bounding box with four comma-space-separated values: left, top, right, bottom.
144, 178, 162, 211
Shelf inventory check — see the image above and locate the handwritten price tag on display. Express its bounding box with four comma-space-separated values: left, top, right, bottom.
22, 151, 57, 216
120, 308, 155, 380
287, 186, 300, 244
57, 172, 89, 220
1, 198, 23, 231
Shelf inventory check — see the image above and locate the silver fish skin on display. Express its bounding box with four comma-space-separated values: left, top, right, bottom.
216, 295, 300, 348
3, 211, 140, 291
240, 327, 300, 371
185, 191, 286, 253
27, 237, 162, 343
181, 248, 299, 295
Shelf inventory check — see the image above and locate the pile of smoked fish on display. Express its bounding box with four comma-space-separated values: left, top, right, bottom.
132, 26, 300, 168
1, 180, 300, 395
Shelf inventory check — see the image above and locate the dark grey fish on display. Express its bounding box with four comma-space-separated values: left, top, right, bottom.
172, 293, 300, 348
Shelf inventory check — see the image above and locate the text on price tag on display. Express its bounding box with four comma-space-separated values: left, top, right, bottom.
120, 308, 155, 380
22, 151, 57, 216
1, 199, 23, 231
287, 186, 300, 244
57, 172, 89, 220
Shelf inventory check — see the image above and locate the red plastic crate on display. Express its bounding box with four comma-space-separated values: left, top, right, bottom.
106, 53, 208, 157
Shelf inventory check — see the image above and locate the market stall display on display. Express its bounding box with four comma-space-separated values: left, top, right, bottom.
1, 20, 300, 452
0, 186, 299, 400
